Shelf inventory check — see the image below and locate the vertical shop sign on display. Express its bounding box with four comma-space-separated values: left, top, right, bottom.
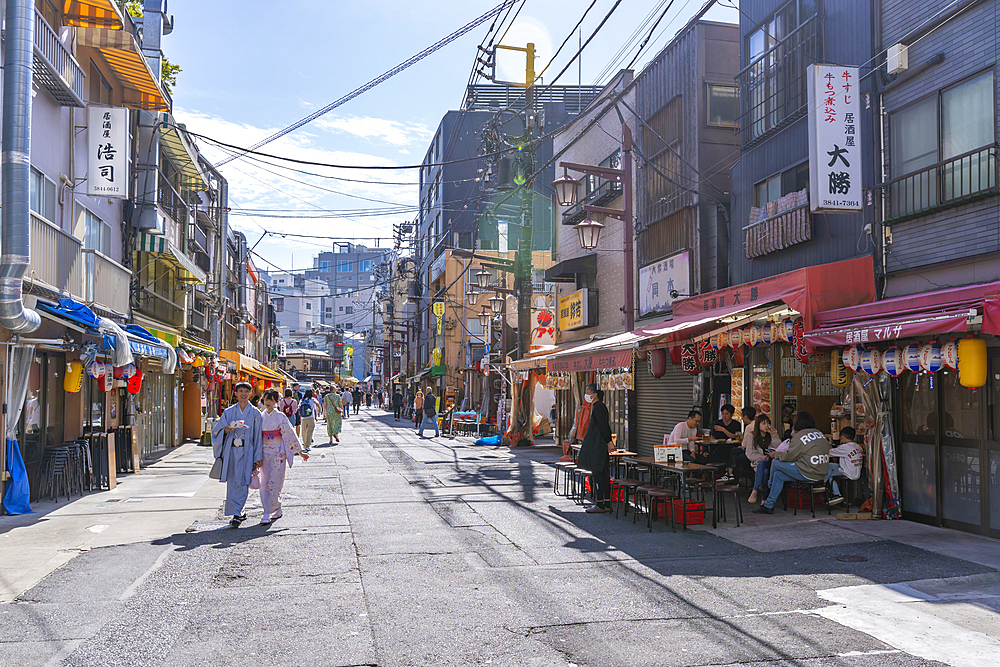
807, 65, 861, 212
88, 107, 129, 198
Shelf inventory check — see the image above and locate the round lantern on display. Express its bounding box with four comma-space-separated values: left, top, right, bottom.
177, 348, 194, 364
127, 368, 144, 395
749, 325, 762, 347
842, 346, 862, 372
87, 360, 106, 379
192, 356, 206, 368
122, 363, 137, 379
919, 341, 942, 374
831, 350, 851, 387
781, 318, 795, 343
883, 347, 905, 377
941, 340, 959, 370
100, 370, 113, 392
860, 348, 882, 375
669, 346, 682, 365
958, 337, 987, 387
732, 346, 745, 367
112, 365, 125, 379
64, 361, 84, 393
761, 322, 774, 345
903, 343, 922, 373
648, 349, 667, 378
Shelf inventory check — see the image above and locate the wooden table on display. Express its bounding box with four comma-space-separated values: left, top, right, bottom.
570, 445, 638, 477
625, 456, 719, 529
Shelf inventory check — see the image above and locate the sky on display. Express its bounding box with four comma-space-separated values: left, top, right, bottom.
166, 0, 739, 274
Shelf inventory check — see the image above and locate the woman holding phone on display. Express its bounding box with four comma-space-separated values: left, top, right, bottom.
746, 414, 780, 504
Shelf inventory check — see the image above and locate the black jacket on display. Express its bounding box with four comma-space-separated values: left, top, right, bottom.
392, 392, 403, 407
576, 401, 613, 473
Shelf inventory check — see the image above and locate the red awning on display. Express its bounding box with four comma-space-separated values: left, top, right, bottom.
804, 281, 1000, 348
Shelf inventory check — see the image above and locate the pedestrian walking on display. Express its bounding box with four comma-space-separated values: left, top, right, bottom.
298, 389, 319, 450
278, 389, 298, 427
341, 387, 352, 420
324, 386, 343, 443
258, 390, 308, 525
353, 388, 362, 415
211, 382, 263, 527
392, 388, 403, 421
576, 383, 614, 513
413, 390, 424, 428
418, 386, 439, 438
290, 383, 303, 435
365, 390, 372, 408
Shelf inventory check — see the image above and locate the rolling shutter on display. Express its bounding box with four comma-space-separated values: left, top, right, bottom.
634, 357, 696, 458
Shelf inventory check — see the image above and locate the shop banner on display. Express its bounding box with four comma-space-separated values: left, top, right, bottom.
559, 289, 589, 331
546, 349, 632, 374
639, 251, 689, 317
804, 311, 972, 348
807, 64, 862, 212
87, 106, 129, 198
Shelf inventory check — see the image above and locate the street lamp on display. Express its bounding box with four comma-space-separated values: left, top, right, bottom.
574, 215, 605, 250
466, 290, 478, 305
474, 269, 491, 290
478, 308, 491, 330
489, 292, 504, 315
551, 168, 581, 207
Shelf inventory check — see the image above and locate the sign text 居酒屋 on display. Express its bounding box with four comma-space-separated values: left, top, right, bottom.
639, 250, 689, 317
808, 64, 862, 213
559, 288, 588, 331
87, 106, 129, 198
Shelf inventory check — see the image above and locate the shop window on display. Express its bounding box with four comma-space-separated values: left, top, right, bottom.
901, 373, 937, 442
888, 70, 997, 220
707, 84, 738, 127
941, 373, 981, 441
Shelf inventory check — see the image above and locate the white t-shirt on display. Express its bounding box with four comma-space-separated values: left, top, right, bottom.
829, 441, 864, 480
667, 422, 699, 451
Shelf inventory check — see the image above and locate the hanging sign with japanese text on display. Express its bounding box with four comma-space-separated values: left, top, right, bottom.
638, 250, 689, 317
433, 301, 445, 335
559, 288, 589, 331
87, 106, 129, 198
807, 65, 862, 212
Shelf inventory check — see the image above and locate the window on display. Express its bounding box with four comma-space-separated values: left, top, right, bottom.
273, 298, 284, 312
89, 61, 112, 105
707, 84, 738, 127
306, 321, 312, 329
755, 163, 809, 207
29, 168, 56, 222
339, 306, 344, 312
305, 302, 312, 310
345, 306, 354, 315
326, 307, 332, 313
741, 0, 820, 143
467, 318, 484, 336
345, 323, 354, 330
337, 261, 353, 272
888, 70, 997, 219
75, 205, 112, 256
319, 260, 332, 271
359, 260, 374, 272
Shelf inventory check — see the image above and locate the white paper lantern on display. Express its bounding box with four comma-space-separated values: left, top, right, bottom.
87, 360, 106, 379
761, 322, 774, 345
904, 343, 922, 373
749, 325, 761, 347
883, 347, 904, 377
860, 348, 882, 375
842, 346, 862, 372
919, 341, 942, 373
941, 340, 959, 370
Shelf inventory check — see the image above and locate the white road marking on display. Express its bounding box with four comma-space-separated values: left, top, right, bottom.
120, 544, 176, 600
814, 582, 1000, 667
86, 525, 109, 534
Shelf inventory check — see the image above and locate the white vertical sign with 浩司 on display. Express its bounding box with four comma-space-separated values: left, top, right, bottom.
87, 106, 129, 198
807, 64, 862, 212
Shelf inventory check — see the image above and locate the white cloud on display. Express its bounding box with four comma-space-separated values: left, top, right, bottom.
314, 115, 433, 147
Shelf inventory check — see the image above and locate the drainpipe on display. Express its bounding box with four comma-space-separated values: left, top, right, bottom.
0, 0, 41, 333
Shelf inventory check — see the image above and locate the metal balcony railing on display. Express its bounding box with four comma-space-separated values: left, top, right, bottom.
743, 190, 811, 258
884, 144, 998, 222
29, 213, 84, 298
82, 249, 131, 315
32, 8, 86, 107
136, 289, 186, 329
561, 179, 623, 225
737, 14, 821, 147
158, 172, 190, 225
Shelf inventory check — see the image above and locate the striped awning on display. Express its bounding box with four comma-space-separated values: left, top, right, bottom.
136, 232, 207, 284
76, 27, 168, 112
158, 115, 208, 192
62, 0, 126, 29
253, 365, 285, 383
180, 337, 216, 356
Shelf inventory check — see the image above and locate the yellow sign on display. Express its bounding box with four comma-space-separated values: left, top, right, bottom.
431, 347, 442, 366
558, 289, 588, 331
433, 301, 445, 334
346, 347, 353, 356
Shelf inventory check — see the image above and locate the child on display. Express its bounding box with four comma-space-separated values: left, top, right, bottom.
826, 426, 863, 506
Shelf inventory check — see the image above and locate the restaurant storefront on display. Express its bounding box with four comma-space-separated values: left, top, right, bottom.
805, 282, 1000, 537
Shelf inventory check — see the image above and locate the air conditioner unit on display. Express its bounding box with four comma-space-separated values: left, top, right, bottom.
887, 43, 908, 74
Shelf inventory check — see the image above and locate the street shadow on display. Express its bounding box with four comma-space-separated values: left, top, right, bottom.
151, 522, 278, 552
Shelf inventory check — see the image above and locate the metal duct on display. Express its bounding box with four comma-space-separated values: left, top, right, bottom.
0, 0, 42, 333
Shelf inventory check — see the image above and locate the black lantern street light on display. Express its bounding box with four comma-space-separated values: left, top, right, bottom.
574, 216, 605, 250
551, 168, 581, 208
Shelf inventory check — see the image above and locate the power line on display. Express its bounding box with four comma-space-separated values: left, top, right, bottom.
216, 0, 518, 166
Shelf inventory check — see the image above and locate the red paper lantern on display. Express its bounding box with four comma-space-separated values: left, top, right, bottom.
648, 349, 667, 377
680, 343, 702, 374
793, 319, 810, 364
112, 365, 125, 379
669, 346, 682, 365
127, 368, 144, 395
732, 346, 745, 367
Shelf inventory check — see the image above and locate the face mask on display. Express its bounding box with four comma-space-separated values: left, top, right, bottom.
584, 393, 596, 403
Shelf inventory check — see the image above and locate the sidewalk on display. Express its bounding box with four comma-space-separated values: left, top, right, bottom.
0, 442, 224, 603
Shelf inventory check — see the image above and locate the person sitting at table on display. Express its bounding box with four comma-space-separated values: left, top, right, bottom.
753, 411, 830, 514
667, 410, 704, 463
712, 404, 742, 441
722, 407, 756, 483
825, 426, 863, 506
780, 403, 796, 437
746, 413, 780, 504
576, 383, 614, 514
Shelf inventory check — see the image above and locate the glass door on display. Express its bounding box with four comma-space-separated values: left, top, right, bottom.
987, 350, 1000, 538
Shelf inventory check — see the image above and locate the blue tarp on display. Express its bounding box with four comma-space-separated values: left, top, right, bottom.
37, 298, 100, 332
129, 338, 169, 359
2, 439, 32, 515
125, 325, 159, 343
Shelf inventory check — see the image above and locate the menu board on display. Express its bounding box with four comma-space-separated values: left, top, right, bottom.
730, 368, 744, 419
752, 370, 772, 417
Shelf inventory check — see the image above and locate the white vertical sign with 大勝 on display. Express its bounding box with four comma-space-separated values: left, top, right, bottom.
807, 64, 861, 212
87, 107, 129, 198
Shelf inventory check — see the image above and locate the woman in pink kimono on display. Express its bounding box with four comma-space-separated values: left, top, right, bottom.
258, 390, 309, 524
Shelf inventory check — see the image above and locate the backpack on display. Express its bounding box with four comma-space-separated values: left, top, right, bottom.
424, 397, 437, 418
298, 399, 314, 419
281, 398, 296, 419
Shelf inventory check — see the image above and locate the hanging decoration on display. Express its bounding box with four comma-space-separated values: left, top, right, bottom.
883, 347, 905, 377
919, 341, 942, 374
830, 350, 851, 387
748, 325, 762, 347
860, 348, 882, 375
792, 319, 810, 364
941, 339, 959, 371
122, 363, 137, 379
903, 343, 922, 373
680, 343, 701, 374
648, 349, 667, 377
127, 368, 144, 395
732, 345, 745, 367
761, 322, 774, 345
87, 359, 106, 379
112, 365, 125, 379
64, 361, 84, 393
698, 340, 718, 366
842, 345, 862, 372
781, 318, 795, 343
958, 337, 987, 387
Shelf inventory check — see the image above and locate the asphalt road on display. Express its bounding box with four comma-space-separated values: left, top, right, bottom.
3, 408, 999, 667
